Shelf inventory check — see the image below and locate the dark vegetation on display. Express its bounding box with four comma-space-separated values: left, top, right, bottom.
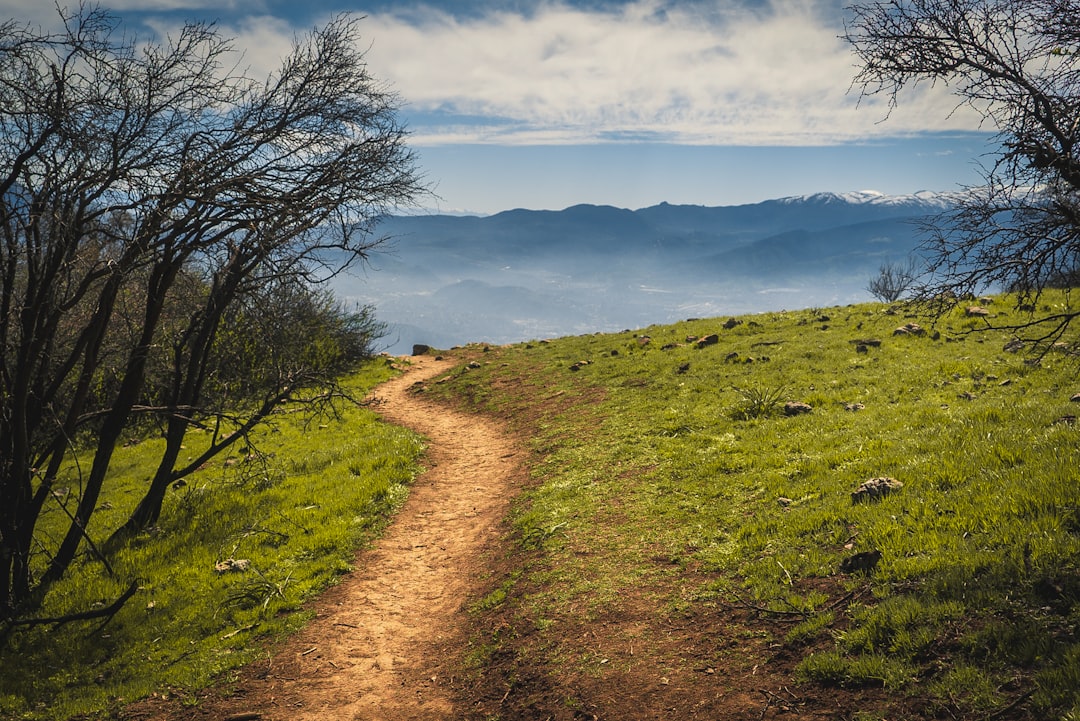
0, 358, 423, 719
0, 4, 422, 628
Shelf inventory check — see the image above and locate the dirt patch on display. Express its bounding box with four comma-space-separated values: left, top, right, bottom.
126, 354, 526, 720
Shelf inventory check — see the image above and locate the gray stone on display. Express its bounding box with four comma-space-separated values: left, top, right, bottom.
783, 401, 812, 416
851, 477, 903, 504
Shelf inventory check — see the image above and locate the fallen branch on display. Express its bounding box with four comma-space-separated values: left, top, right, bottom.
6, 580, 138, 630
986, 689, 1036, 721
727, 593, 808, 619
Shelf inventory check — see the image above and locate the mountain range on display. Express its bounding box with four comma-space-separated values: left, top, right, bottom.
329, 190, 955, 355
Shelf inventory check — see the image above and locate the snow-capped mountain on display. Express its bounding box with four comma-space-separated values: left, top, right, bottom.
778, 189, 960, 210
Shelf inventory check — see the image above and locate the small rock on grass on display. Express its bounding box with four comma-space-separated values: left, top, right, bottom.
783, 401, 812, 416
851, 477, 903, 504
840, 549, 882, 575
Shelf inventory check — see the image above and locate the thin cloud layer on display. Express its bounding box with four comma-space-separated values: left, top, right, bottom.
3, 0, 984, 147
356, 0, 982, 146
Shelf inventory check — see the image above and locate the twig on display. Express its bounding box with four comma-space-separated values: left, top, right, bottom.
221, 623, 257, 640
7, 580, 138, 630
728, 593, 808, 618
825, 589, 860, 612
986, 688, 1036, 720
757, 689, 772, 720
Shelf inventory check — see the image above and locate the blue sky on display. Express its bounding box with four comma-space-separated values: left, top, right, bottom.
4, 0, 995, 214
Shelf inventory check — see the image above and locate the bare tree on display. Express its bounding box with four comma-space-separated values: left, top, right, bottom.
0, 5, 422, 623
867, 257, 919, 302
845, 0, 1080, 346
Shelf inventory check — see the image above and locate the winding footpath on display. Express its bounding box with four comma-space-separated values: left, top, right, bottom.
164, 355, 521, 720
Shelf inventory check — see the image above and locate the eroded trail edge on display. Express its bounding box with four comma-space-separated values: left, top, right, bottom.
172, 355, 521, 720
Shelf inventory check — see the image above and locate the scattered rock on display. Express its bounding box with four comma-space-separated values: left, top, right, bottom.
1071, 393, 1080, 403
965, 306, 990, 317
959, 391, 977, 400
723, 318, 741, 330
851, 477, 903, 504
893, 323, 925, 336
777, 497, 793, 507
637, 335, 651, 346
569, 360, 590, 371
839, 549, 882, 575
783, 401, 812, 416
1003, 339, 1026, 353
467, 361, 482, 369
661, 342, 680, 350
411, 344, 431, 356
844, 402, 865, 412
676, 362, 690, 374
850, 338, 882, 348
725, 351, 739, 361
695, 334, 719, 348
214, 558, 250, 574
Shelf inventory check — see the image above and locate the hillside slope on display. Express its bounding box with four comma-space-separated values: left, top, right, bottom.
431, 295, 1080, 720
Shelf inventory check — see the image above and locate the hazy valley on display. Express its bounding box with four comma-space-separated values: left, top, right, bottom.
332, 191, 956, 354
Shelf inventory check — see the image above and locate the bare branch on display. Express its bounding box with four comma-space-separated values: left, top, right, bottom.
846, 0, 1080, 344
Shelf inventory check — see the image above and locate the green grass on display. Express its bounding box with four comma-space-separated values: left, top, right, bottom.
0, 357, 424, 721
10, 295, 1080, 720
432, 294, 1080, 719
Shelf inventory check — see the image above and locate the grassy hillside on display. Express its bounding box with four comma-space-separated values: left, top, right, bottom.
6, 296, 1079, 721
429, 295, 1080, 720
0, 358, 424, 721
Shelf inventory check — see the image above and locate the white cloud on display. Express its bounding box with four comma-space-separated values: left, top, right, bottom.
0, 0, 258, 25
3, 0, 985, 147
354, 0, 983, 146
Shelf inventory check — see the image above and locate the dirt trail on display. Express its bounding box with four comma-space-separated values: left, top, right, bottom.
163, 355, 521, 720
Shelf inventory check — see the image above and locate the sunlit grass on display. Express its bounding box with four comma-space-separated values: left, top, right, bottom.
433, 292, 1080, 718
0, 358, 424, 720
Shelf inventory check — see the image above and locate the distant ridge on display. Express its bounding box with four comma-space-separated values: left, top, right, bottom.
341, 191, 957, 354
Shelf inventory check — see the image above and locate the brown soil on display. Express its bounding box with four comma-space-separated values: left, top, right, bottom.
126, 354, 526, 720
